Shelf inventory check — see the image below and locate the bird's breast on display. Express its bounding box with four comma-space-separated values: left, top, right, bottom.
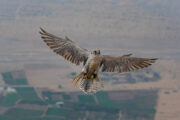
88, 57, 101, 73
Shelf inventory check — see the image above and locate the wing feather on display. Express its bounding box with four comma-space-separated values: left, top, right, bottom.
39, 27, 89, 65
101, 54, 157, 73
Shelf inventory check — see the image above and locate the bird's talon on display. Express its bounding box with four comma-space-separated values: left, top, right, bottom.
90, 75, 94, 80
84, 74, 88, 79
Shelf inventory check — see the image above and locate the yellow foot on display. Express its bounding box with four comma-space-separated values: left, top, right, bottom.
96, 75, 104, 89
72, 78, 78, 87
72, 76, 77, 85
100, 82, 104, 89
90, 74, 94, 80
92, 80, 97, 93
84, 74, 88, 79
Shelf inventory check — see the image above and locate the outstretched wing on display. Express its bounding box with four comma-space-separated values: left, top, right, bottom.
101, 53, 157, 73
39, 27, 89, 65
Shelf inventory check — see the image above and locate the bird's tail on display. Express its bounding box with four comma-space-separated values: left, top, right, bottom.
72, 72, 104, 94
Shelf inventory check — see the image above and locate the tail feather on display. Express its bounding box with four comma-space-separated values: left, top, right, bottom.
80, 79, 93, 93
72, 73, 84, 87
72, 72, 104, 94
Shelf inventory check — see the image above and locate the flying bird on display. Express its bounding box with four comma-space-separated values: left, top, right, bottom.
39, 28, 157, 93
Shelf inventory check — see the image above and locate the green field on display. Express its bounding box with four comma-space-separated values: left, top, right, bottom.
1, 72, 28, 85
2, 93, 19, 106
15, 87, 40, 101
4, 108, 43, 118
42, 117, 64, 120
62, 93, 70, 100
1, 72, 14, 85
0, 116, 64, 120
96, 92, 114, 108
78, 95, 96, 104
15, 78, 28, 85
95, 91, 157, 120
46, 108, 70, 117
15, 87, 45, 105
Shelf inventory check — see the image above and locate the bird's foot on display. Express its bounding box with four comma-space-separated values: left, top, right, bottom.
90, 74, 94, 80
83, 73, 88, 79
96, 75, 104, 89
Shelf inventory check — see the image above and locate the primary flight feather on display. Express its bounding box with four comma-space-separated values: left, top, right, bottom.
40, 27, 157, 93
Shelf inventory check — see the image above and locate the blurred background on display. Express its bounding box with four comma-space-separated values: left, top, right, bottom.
0, 0, 180, 120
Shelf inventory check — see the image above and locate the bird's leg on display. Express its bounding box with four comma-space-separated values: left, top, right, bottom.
90, 74, 94, 80
83, 73, 88, 79
74, 76, 82, 87
93, 79, 97, 93
96, 75, 104, 89
90, 72, 97, 80
72, 76, 77, 85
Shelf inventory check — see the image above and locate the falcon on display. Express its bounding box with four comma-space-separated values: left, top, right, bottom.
39, 28, 157, 93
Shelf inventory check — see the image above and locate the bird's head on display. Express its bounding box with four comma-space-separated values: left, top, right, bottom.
92, 50, 101, 55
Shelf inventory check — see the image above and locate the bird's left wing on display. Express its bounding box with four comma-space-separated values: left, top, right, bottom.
101, 54, 157, 73
39, 27, 89, 65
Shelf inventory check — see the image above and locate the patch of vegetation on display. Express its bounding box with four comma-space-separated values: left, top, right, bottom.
0, 115, 42, 120
15, 78, 28, 85
95, 90, 157, 120
0, 94, 3, 105
1, 72, 28, 85
0, 115, 64, 120
2, 93, 19, 106
4, 108, 43, 118
0, 115, 8, 120
1, 72, 14, 85
73, 102, 119, 114
96, 92, 114, 108
62, 93, 70, 100
19, 100, 46, 105
78, 95, 96, 104
15, 87, 39, 101
15, 87, 44, 105
46, 108, 70, 117
42, 117, 64, 120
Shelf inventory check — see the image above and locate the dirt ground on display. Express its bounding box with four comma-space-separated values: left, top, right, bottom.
154, 89, 180, 120
25, 68, 79, 92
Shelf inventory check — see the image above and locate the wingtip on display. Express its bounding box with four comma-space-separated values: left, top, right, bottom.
151, 58, 158, 61
149, 58, 158, 63
123, 53, 133, 57
39, 27, 49, 36
39, 27, 47, 33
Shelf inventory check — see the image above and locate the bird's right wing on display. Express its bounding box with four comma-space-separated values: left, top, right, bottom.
40, 27, 89, 65
101, 54, 157, 73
